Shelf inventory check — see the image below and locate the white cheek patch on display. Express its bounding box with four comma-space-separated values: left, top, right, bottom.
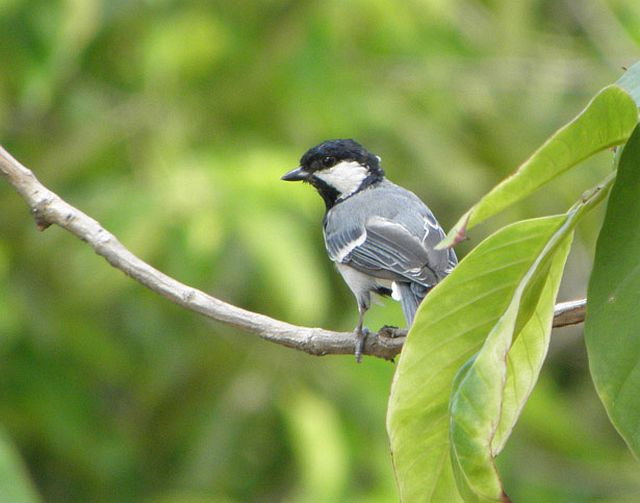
315, 161, 369, 197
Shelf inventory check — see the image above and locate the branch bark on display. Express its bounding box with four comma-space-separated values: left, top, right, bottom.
0, 146, 586, 360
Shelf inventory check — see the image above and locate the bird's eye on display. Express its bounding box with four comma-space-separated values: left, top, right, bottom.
321, 156, 336, 168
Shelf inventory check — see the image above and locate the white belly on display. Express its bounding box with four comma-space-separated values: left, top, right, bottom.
336, 263, 401, 307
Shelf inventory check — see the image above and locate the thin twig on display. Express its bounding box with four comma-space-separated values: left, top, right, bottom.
0, 146, 586, 360
552, 299, 586, 328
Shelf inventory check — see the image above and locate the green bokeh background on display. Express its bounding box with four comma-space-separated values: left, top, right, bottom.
1, 1, 639, 501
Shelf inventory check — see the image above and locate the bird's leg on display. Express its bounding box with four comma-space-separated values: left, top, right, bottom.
354, 306, 369, 363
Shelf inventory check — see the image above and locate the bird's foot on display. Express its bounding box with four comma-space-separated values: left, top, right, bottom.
378, 325, 408, 339
354, 327, 370, 363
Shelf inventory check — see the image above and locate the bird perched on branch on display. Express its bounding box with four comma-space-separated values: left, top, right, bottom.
282, 139, 457, 361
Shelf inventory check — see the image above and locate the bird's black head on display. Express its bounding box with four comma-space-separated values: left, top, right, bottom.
282, 139, 385, 209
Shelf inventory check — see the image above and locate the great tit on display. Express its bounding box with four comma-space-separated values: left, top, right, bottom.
282, 139, 457, 361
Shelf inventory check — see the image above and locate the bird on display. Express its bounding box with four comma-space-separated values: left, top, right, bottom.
282, 139, 457, 361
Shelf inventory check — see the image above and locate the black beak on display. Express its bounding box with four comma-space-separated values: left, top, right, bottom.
281, 166, 309, 181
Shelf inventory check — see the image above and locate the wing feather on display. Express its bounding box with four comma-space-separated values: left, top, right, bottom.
325, 215, 452, 288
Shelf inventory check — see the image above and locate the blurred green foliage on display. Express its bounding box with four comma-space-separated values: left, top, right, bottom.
1, 0, 640, 501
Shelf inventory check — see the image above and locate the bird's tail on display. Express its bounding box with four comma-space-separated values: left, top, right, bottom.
397, 283, 430, 326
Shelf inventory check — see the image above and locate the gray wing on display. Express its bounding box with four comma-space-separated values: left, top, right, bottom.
325, 214, 455, 288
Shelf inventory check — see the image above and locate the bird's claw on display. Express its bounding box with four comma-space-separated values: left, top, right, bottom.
354, 327, 370, 363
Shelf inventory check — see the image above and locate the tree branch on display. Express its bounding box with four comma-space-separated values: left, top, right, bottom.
0, 145, 586, 361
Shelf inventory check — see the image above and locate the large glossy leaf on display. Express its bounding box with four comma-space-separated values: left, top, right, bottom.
490, 239, 569, 453
388, 216, 560, 503
439, 85, 637, 248
387, 177, 613, 502
585, 124, 640, 459
449, 235, 572, 502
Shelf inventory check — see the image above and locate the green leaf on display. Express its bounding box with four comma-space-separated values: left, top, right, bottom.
439, 85, 638, 249
388, 216, 560, 503
585, 123, 640, 459
490, 241, 568, 453
449, 235, 572, 502
388, 177, 613, 503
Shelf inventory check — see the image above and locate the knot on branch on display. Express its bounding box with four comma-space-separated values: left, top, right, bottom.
30, 196, 55, 231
